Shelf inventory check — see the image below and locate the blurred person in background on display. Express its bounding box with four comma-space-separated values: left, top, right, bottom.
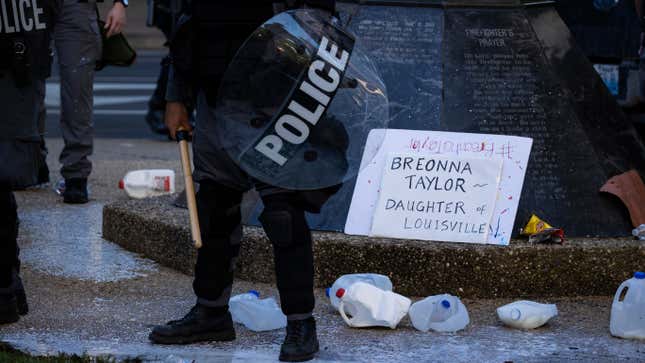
44, 0, 127, 203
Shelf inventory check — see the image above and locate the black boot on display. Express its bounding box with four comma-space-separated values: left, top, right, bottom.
279, 317, 319, 362
0, 290, 19, 324
149, 304, 236, 345
12, 270, 27, 315
63, 178, 88, 204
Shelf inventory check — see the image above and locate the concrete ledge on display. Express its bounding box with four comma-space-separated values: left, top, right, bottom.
103, 195, 645, 298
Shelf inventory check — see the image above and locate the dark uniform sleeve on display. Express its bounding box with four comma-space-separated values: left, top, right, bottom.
165, 13, 196, 108
165, 64, 194, 107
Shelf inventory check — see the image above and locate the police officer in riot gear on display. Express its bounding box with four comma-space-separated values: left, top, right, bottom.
0, 0, 62, 324
148, 1, 336, 361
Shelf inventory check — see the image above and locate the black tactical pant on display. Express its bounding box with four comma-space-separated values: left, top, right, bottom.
0, 185, 19, 288
193, 180, 315, 319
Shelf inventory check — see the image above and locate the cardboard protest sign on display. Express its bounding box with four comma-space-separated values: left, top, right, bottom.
345, 129, 533, 245
370, 153, 502, 243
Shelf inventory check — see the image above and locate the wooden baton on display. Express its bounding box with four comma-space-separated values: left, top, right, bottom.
176, 128, 203, 249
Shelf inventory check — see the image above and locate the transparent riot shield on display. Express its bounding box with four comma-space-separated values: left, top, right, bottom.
215, 9, 389, 190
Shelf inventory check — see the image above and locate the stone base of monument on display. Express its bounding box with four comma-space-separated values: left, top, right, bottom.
102, 195, 645, 299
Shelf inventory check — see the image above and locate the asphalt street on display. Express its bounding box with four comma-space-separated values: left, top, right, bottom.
45, 50, 167, 140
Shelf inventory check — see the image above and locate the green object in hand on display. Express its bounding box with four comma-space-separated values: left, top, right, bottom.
96, 19, 137, 71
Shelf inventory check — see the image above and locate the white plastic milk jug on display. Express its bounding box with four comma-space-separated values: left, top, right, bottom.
409, 294, 470, 333
496, 300, 558, 329
229, 290, 287, 332
337, 282, 411, 329
610, 271, 645, 339
327, 273, 393, 310
118, 169, 175, 199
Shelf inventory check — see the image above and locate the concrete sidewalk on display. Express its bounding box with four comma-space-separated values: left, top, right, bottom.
1, 138, 644, 362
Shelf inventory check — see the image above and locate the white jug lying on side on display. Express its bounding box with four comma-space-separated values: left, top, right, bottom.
409, 294, 470, 332
119, 169, 175, 199
610, 271, 645, 339
497, 300, 558, 329
327, 273, 393, 311
337, 282, 410, 329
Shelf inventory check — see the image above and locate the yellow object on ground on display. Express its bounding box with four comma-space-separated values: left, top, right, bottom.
521, 214, 553, 236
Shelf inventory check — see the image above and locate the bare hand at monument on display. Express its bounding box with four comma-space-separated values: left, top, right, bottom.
165, 102, 192, 140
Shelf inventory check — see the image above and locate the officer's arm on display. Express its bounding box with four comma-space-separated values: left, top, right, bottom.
165, 64, 193, 139
165, 11, 196, 139
166, 13, 196, 109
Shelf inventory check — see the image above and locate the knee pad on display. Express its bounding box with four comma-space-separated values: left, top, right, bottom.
259, 194, 311, 248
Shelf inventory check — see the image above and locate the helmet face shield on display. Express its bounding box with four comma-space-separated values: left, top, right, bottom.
215, 9, 389, 190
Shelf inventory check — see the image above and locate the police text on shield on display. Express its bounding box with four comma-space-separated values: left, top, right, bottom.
254, 36, 349, 166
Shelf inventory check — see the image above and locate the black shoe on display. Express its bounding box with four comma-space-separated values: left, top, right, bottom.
0, 291, 19, 324
11, 271, 27, 316
279, 317, 319, 362
149, 304, 236, 345
63, 178, 88, 204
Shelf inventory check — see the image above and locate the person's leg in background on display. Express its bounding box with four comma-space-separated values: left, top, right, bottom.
146, 56, 171, 135
54, 0, 101, 204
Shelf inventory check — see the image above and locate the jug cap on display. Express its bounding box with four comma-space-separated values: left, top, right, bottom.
248, 290, 260, 297
336, 288, 346, 298
325, 288, 331, 298
441, 300, 451, 308
634, 271, 645, 279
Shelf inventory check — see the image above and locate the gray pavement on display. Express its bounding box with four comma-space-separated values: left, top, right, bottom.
0, 138, 644, 362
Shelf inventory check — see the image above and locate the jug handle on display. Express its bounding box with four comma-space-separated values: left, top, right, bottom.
613, 281, 630, 305
338, 301, 354, 327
